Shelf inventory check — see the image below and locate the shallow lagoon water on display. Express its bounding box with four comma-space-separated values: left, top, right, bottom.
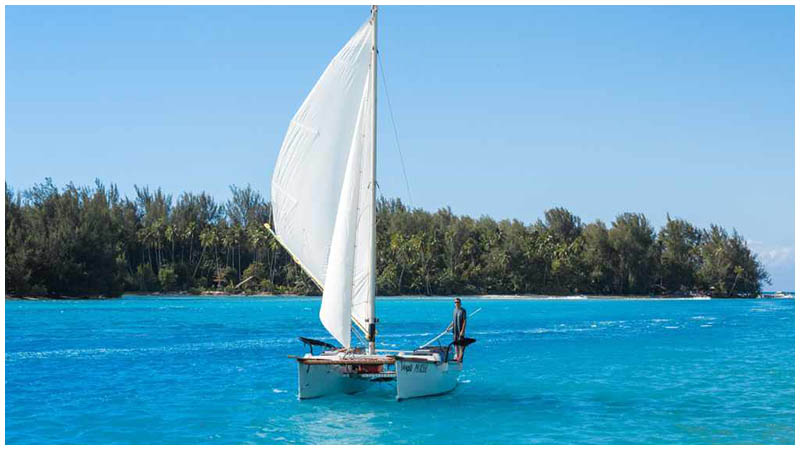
5, 295, 794, 444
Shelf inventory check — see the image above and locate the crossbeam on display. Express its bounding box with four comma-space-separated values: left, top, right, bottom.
293, 356, 395, 365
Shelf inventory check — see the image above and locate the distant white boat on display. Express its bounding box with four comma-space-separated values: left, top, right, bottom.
759, 291, 795, 299
266, 6, 473, 400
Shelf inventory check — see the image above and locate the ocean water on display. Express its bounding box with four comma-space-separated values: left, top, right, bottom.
5, 295, 794, 444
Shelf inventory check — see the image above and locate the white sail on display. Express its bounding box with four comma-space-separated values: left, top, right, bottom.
349, 103, 376, 339
319, 77, 373, 347
270, 16, 375, 348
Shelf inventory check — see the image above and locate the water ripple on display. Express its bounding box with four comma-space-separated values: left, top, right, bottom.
5, 296, 794, 444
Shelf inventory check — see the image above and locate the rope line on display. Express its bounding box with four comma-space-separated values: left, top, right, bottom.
352, 323, 368, 347
378, 51, 414, 206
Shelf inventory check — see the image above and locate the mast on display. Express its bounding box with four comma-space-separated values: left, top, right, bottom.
367, 4, 378, 355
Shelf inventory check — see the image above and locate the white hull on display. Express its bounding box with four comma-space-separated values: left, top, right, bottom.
297, 361, 372, 399
294, 350, 464, 400
395, 357, 461, 400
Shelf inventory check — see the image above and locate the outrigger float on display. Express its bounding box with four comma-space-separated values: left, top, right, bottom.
267, 6, 475, 400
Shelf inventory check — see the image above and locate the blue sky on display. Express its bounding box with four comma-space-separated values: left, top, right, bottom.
6, 6, 795, 290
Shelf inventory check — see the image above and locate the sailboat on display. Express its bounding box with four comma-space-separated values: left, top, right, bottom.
265, 6, 474, 400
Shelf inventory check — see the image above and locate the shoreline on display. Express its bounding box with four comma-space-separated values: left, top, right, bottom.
6, 292, 792, 301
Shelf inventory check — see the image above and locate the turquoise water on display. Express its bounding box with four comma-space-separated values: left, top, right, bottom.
5, 296, 794, 444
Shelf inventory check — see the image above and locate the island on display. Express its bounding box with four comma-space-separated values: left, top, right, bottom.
6, 179, 769, 299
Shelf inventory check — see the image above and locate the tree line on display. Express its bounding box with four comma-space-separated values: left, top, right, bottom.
5, 179, 769, 298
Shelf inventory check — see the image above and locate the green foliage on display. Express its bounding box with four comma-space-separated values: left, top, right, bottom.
134, 264, 158, 291
543, 207, 583, 243
5, 179, 127, 297
696, 225, 770, 297
158, 265, 178, 291
656, 216, 701, 293
242, 261, 268, 283
580, 221, 614, 294
4, 181, 770, 298
608, 213, 657, 294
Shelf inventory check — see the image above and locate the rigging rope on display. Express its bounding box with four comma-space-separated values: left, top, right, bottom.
352, 323, 368, 347
378, 51, 414, 206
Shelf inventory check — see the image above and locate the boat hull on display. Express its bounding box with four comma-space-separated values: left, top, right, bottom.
395, 357, 461, 400
297, 361, 372, 399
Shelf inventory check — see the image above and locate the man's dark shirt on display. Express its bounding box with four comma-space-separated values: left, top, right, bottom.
453, 306, 467, 340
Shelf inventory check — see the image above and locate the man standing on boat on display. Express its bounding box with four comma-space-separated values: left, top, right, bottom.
449, 298, 467, 362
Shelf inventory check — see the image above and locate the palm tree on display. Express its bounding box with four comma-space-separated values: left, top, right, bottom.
196, 227, 219, 281
165, 224, 175, 264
